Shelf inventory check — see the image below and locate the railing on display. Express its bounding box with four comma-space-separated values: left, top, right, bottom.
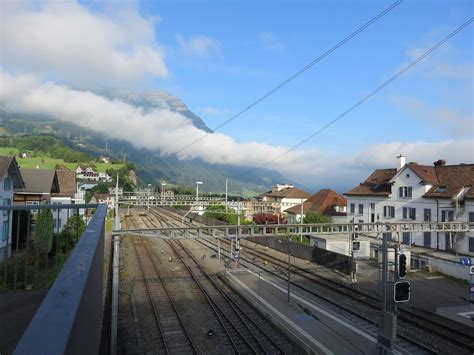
115, 221, 474, 240
12, 204, 107, 355
0, 203, 98, 291
0, 203, 107, 353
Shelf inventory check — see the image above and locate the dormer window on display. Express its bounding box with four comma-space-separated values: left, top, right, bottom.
436, 186, 447, 193
399, 186, 412, 198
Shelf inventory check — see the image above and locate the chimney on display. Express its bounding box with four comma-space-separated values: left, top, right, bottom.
397, 155, 406, 170
434, 159, 446, 167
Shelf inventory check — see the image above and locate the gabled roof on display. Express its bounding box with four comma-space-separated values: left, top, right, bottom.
344, 169, 397, 196
52, 170, 77, 197
345, 162, 474, 199
286, 189, 347, 216
0, 156, 25, 189
17, 169, 60, 194
265, 187, 311, 199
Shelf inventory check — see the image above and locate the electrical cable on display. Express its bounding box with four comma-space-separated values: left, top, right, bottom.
238, 17, 473, 178
168, 0, 403, 157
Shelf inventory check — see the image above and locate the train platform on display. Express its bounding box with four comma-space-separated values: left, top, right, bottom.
436, 304, 474, 327
223, 268, 381, 355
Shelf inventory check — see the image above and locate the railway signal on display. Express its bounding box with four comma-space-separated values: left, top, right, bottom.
394, 280, 410, 303
398, 254, 407, 278
352, 241, 361, 251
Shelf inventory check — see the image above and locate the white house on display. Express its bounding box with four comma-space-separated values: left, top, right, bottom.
345, 156, 474, 255
51, 169, 85, 232
255, 184, 311, 215
0, 156, 24, 261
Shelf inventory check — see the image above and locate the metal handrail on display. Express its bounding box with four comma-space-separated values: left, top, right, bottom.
14, 204, 108, 355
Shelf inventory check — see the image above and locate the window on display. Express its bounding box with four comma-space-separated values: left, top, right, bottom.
469, 238, 474, 253
424, 208, 431, 222
423, 232, 431, 247
2, 222, 7, 242
402, 232, 411, 245
3, 177, 11, 191
441, 210, 454, 222
469, 212, 474, 223
358, 204, 364, 215
370, 203, 375, 211
399, 186, 412, 198
403, 207, 416, 220
350, 203, 355, 214
3, 199, 11, 217
383, 206, 395, 218
26, 201, 40, 213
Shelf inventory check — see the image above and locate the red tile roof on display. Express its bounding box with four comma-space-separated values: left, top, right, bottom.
265, 187, 311, 199
345, 163, 474, 199
286, 189, 347, 216
344, 169, 397, 196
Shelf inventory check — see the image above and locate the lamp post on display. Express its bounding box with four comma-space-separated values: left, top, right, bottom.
161, 182, 167, 203
195, 181, 203, 202
195, 181, 203, 213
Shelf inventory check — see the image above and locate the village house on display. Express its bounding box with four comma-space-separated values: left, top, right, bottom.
0, 156, 24, 261
344, 156, 474, 255
286, 189, 347, 223
51, 169, 85, 231
91, 193, 115, 209
253, 184, 311, 216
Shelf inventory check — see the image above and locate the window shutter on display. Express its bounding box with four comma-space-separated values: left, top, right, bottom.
384, 206, 387, 217
399, 186, 403, 197
403, 207, 407, 219
408, 187, 412, 197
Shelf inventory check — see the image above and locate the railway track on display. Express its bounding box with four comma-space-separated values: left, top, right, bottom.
147, 207, 474, 354
123, 212, 292, 354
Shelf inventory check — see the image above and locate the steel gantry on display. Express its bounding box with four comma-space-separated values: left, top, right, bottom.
113, 221, 473, 239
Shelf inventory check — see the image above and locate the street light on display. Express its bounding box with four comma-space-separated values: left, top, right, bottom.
161, 182, 167, 203
195, 181, 203, 203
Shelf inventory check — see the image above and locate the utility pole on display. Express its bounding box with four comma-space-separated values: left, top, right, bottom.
225, 178, 228, 213
377, 230, 397, 354
300, 198, 304, 243
111, 174, 120, 355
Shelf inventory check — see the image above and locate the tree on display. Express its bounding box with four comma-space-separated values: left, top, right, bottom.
304, 211, 331, 224
58, 213, 86, 252
35, 209, 54, 258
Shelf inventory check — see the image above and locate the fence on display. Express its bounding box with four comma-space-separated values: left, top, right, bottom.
0, 203, 99, 292
8, 203, 107, 354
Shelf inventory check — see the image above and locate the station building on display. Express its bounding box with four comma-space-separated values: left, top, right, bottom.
344, 155, 474, 256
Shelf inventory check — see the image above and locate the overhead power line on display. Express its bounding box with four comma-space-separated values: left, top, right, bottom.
238, 17, 473, 178
169, 0, 403, 157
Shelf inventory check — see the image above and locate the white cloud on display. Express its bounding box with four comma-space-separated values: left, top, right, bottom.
198, 106, 230, 117
2, 70, 472, 191
176, 34, 222, 58
0, 1, 168, 88
390, 96, 473, 137
258, 32, 284, 51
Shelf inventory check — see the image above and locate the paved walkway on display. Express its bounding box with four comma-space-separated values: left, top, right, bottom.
225, 269, 380, 355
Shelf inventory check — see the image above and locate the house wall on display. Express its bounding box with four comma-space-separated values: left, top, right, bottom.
51, 197, 73, 231
346, 166, 472, 255
0, 173, 14, 260
281, 197, 307, 213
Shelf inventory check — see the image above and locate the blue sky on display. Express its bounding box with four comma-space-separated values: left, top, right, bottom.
139, 0, 472, 151
1, 0, 472, 190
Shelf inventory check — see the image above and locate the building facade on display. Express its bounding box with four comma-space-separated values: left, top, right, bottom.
0, 157, 24, 261
345, 156, 474, 255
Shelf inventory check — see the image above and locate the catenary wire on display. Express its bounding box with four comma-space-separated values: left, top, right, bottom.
168, 0, 403, 158
237, 17, 473, 178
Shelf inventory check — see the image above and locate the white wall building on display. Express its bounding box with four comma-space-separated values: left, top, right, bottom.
256, 184, 311, 214
345, 156, 474, 255
0, 157, 24, 261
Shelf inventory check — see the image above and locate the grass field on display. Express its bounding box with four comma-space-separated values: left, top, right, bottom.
0, 147, 124, 172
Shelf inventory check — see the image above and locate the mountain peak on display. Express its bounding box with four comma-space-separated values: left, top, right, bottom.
105, 89, 212, 133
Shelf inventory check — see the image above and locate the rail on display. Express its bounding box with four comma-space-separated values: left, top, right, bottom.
13, 204, 108, 355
